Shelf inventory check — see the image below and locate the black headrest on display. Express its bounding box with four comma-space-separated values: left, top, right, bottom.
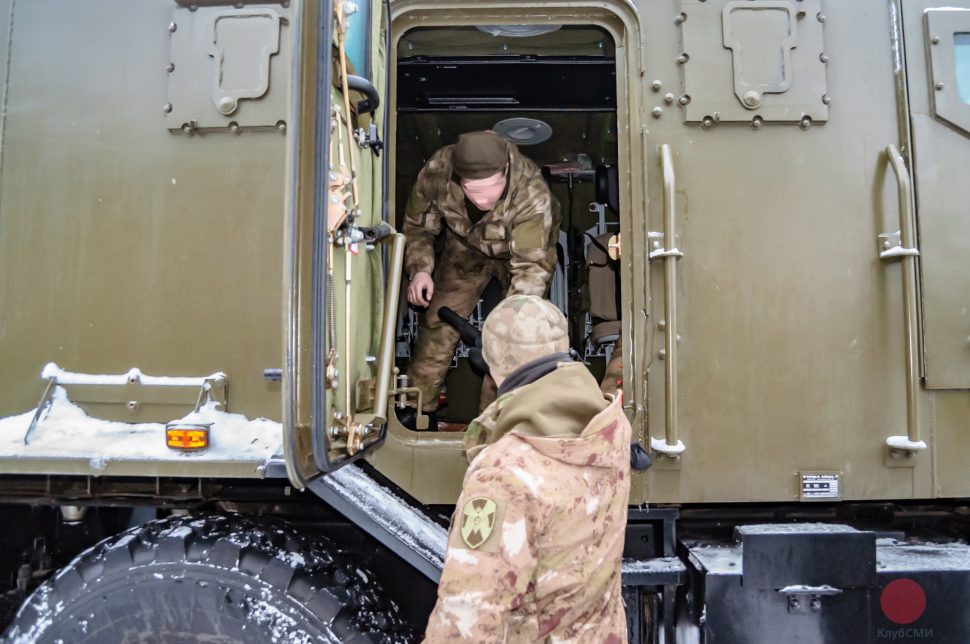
595, 165, 619, 215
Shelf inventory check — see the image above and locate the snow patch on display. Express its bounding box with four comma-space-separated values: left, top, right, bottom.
243, 585, 332, 643
40, 363, 224, 388
585, 497, 599, 516
685, 543, 743, 574
779, 584, 842, 595
278, 552, 306, 568
877, 540, 970, 572
0, 386, 281, 464
161, 525, 193, 539
621, 557, 686, 575
322, 464, 448, 569
737, 522, 858, 535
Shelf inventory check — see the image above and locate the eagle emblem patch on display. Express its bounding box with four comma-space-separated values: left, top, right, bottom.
460, 497, 498, 549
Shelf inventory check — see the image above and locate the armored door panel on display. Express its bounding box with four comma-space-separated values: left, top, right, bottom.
902, 2, 970, 389
288, 0, 399, 479
900, 0, 970, 498
639, 0, 932, 503
0, 0, 290, 424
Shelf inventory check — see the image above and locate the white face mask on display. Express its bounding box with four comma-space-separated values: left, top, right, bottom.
461, 169, 507, 211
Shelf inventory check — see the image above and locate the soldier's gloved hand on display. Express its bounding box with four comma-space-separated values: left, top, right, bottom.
407, 272, 435, 307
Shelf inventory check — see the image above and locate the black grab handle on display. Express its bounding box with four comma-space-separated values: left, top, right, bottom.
346, 74, 380, 115
438, 306, 489, 377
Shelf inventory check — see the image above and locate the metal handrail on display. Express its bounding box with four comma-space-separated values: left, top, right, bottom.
650, 144, 686, 457
370, 233, 406, 425
884, 144, 925, 452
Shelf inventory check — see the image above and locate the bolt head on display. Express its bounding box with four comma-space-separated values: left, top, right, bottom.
932, 36, 940, 44
822, 94, 832, 105
936, 82, 944, 90
217, 96, 238, 115
742, 89, 762, 108
166, 62, 175, 73
168, 21, 177, 33
651, 80, 662, 91
664, 92, 675, 104
162, 103, 173, 114
652, 106, 663, 118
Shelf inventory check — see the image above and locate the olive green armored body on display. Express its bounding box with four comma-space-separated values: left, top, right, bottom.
1, 0, 969, 641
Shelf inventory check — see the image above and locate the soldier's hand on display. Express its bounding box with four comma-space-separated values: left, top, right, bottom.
407, 272, 435, 307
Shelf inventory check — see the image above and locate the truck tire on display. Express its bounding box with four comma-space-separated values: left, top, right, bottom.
2, 514, 412, 643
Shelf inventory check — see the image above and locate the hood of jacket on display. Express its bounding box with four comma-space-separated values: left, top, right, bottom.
464, 362, 627, 468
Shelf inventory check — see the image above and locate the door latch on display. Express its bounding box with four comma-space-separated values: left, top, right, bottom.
356, 123, 384, 157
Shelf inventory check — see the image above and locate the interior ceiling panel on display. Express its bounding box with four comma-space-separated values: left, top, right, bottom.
396, 111, 618, 174
398, 26, 614, 58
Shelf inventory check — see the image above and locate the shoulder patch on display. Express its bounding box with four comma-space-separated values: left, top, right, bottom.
460, 497, 499, 549
511, 217, 544, 251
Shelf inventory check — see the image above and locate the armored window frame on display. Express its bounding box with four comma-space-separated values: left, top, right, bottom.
925, 8, 970, 135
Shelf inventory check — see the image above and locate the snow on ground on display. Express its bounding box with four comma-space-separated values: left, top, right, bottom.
0, 386, 281, 463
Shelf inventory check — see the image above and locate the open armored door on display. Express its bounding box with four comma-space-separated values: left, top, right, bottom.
283, 0, 402, 486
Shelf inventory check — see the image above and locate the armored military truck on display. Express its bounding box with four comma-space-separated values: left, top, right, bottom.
2, 0, 970, 641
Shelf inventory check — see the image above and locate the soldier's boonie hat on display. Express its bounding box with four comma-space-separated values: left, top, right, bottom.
453, 131, 510, 180
482, 295, 569, 382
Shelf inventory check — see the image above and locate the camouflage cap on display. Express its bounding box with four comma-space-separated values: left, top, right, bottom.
482, 295, 569, 383
453, 131, 510, 179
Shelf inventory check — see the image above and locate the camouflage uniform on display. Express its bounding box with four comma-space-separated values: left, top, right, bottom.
425, 297, 631, 643
404, 142, 559, 412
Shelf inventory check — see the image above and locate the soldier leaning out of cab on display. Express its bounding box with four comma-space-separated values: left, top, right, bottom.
423, 295, 631, 643
398, 130, 560, 432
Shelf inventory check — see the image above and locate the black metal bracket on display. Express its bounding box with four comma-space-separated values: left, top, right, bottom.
356, 122, 384, 157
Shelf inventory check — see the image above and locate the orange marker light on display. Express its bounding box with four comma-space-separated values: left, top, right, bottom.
165, 423, 210, 450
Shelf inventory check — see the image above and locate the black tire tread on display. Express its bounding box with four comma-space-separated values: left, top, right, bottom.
2, 514, 414, 643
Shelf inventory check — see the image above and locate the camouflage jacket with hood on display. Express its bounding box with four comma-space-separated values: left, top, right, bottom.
403, 142, 560, 297
424, 361, 631, 643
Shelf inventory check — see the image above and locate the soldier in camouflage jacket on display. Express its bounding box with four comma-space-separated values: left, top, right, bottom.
401, 131, 560, 427
424, 296, 631, 643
